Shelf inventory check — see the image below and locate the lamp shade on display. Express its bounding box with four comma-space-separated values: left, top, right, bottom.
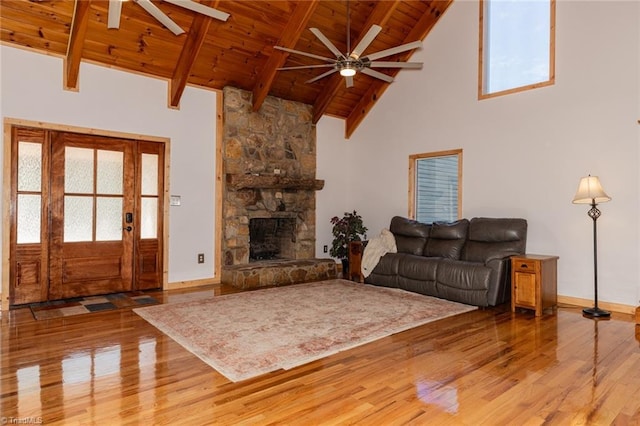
572, 175, 611, 204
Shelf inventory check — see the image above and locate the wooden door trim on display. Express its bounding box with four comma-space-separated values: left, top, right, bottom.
1, 118, 171, 310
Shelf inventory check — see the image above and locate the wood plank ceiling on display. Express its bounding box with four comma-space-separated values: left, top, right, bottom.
0, 0, 452, 137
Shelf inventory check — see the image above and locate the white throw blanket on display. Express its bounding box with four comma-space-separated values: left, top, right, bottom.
361, 228, 397, 278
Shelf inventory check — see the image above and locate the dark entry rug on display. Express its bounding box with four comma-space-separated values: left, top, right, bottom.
29, 292, 160, 320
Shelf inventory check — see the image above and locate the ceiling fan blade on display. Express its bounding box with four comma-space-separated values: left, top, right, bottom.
345, 75, 354, 88
108, 0, 123, 29
306, 68, 339, 84
277, 64, 336, 71
274, 46, 336, 63
349, 24, 381, 60
364, 40, 422, 61
163, 0, 230, 22
360, 67, 394, 83
369, 61, 423, 69
310, 28, 345, 59
134, 0, 185, 35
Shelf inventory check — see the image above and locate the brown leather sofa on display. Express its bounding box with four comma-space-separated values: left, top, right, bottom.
364, 216, 527, 307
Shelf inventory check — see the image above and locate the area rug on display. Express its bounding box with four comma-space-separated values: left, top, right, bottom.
134, 279, 476, 382
30, 292, 159, 320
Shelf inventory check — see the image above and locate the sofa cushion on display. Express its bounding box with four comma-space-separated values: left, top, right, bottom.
370, 252, 403, 276
435, 259, 492, 306
424, 219, 469, 260
365, 253, 403, 288
398, 255, 439, 281
389, 216, 431, 256
468, 217, 527, 242
462, 218, 527, 263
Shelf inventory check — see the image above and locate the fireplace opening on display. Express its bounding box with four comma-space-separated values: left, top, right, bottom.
249, 218, 296, 261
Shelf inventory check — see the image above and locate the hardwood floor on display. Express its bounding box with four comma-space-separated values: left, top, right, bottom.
2, 283, 639, 425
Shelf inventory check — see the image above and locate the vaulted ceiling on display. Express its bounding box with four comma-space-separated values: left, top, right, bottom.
0, 0, 452, 137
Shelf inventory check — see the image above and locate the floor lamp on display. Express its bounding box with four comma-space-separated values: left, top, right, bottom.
572, 175, 611, 318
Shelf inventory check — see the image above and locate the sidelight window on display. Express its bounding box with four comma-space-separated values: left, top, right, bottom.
16, 141, 43, 244
140, 153, 159, 239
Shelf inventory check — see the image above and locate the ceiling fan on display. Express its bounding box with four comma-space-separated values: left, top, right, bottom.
275, 3, 423, 88
107, 0, 230, 36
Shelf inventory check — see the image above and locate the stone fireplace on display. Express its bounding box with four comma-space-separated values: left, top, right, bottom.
220, 87, 336, 288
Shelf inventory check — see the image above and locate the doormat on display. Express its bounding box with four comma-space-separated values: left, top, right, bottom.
29, 292, 159, 320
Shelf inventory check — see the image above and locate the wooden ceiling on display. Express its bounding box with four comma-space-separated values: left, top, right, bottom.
0, 0, 452, 137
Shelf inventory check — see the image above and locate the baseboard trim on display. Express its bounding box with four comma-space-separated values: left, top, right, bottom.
557, 295, 636, 315
166, 277, 220, 291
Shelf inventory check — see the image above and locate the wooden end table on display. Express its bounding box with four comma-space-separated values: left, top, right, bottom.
511, 254, 559, 316
348, 241, 365, 282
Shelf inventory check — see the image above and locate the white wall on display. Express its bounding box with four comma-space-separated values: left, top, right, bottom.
315, 116, 354, 256
0, 46, 218, 284
316, 0, 640, 306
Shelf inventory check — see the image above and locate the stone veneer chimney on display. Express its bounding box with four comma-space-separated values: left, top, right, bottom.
221, 87, 322, 266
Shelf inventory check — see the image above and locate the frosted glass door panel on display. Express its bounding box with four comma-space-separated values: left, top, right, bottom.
18, 142, 42, 192
17, 141, 43, 244
141, 198, 157, 239
64, 196, 93, 242
97, 150, 123, 195
96, 197, 123, 241
141, 154, 158, 196
65, 147, 94, 193
17, 194, 41, 244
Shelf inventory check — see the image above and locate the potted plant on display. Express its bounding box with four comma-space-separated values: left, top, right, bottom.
330, 210, 367, 277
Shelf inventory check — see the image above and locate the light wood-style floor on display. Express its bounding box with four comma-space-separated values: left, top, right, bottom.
2, 283, 639, 425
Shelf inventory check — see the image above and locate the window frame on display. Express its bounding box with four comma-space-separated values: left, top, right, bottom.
408, 149, 463, 223
478, 0, 556, 100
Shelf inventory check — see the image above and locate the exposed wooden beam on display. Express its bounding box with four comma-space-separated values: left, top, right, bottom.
169, 0, 219, 108
64, 0, 91, 91
345, 0, 453, 138
252, 0, 320, 112
312, 1, 399, 124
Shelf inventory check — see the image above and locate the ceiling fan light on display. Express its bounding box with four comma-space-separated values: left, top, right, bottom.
340, 67, 356, 77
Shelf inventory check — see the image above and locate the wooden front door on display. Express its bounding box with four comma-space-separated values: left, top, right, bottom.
49, 132, 135, 299
9, 127, 164, 304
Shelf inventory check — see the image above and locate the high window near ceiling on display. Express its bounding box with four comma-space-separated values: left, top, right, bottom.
409, 150, 462, 224
479, 0, 556, 99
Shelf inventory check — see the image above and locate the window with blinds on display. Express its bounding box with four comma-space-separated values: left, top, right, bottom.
409, 150, 462, 224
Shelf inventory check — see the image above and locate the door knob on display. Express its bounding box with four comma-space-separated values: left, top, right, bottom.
124, 226, 133, 232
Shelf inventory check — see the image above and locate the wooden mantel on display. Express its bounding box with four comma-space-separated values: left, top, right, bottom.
225, 174, 324, 191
